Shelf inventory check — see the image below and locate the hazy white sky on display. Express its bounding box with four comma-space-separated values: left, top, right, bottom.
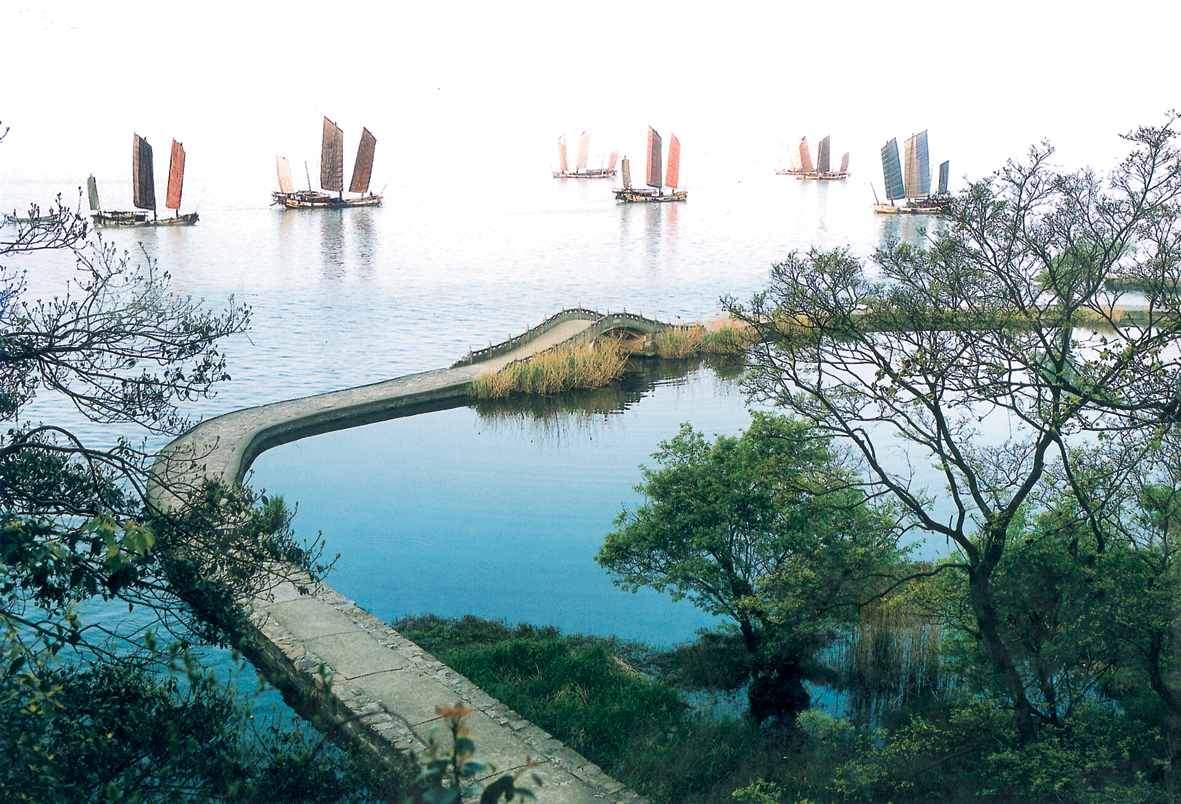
3, 1, 1178, 190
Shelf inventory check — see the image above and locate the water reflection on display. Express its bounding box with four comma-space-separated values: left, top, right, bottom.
877, 212, 948, 248
471, 356, 745, 442
318, 210, 345, 274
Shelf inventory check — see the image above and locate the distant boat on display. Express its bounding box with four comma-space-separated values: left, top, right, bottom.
776, 135, 850, 180
873, 130, 951, 214
552, 130, 617, 178
90, 135, 198, 227
613, 127, 687, 203
272, 117, 382, 209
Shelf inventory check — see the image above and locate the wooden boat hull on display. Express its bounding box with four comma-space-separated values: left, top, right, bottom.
613, 188, 688, 204
552, 169, 617, 179
272, 191, 383, 209
873, 198, 952, 215
92, 211, 199, 227
777, 170, 851, 180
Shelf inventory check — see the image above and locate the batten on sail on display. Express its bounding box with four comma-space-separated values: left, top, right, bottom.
816, 136, 831, 174
576, 130, 590, 172
646, 127, 663, 189
665, 134, 681, 191
881, 138, 905, 202
903, 130, 931, 199
938, 160, 950, 195
132, 134, 156, 211
798, 138, 814, 175
321, 117, 344, 194
87, 175, 101, 212
349, 128, 377, 194
276, 156, 295, 195
165, 140, 185, 212
557, 135, 568, 173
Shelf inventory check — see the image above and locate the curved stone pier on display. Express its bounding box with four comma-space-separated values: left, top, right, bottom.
148, 309, 691, 803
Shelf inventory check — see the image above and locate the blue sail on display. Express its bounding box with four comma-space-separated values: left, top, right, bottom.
881, 138, 905, 201
938, 160, 950, 195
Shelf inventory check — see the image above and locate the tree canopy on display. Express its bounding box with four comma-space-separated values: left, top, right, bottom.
598, 412, 902, 722
726, 114, 1181, 758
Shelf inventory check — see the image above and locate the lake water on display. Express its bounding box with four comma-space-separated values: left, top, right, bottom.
3, 163, 945, 648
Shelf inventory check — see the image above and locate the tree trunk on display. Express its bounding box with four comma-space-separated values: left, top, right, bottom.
967, 561, 1038, 741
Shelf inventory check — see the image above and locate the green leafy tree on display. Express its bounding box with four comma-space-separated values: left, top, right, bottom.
726, 114, 1181, 743
597, 412, 902, 723
0, 122, 389, 801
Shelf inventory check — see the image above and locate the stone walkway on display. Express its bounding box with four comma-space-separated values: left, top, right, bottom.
147, 310, 693, 803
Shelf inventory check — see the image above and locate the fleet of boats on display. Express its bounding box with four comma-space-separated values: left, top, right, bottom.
872, 130, 952, 215
272, 117, 382, 209
776, 135, 850, 180
54, 121, 957, 226
88, 135, 198, 227
553, 130, 617, 178
613, 127, 687, 204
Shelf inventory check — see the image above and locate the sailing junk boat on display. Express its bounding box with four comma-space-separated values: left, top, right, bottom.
90, 135, 198, 227
775, 135, 850, 180
552, 130, 618, 178
272, 117, 382, 208
613, 127, 687, 203
873, 130, 951, 214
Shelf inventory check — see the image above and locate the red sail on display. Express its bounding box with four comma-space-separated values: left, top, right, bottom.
165, 139, 185, 211
576, 130, 590, 171
798, 138, 814, 174
646, 126, 662, 189
665, 134, 681, 190
132, 133, 156, 211
321, 117, 344, 193
607, 150, 618, 170
557, 135, 568, 173
349, 127, 377, 194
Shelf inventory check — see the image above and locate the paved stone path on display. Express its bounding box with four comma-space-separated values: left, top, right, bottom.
147, 310, 703, 803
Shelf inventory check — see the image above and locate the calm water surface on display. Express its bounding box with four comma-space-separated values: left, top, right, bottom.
4, 165, 944, 647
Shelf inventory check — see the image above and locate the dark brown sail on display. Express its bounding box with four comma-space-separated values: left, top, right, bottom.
165, 139, 185, 212
348, 127, 377, 194
646, 126, 662, 189
321, 117, 344, 194
132, 134, 156, 211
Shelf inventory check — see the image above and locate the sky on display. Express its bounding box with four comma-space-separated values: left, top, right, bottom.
2, 1, 1179, 192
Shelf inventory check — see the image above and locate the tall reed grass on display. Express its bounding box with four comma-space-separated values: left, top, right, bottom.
828, 604, 950, 718
652, 321, 754, 359
467, 337, 630, 399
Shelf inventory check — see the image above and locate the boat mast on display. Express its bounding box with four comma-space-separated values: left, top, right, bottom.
165, 139, 185, 218
646, 126, 663, 197
132, 133, 157, 221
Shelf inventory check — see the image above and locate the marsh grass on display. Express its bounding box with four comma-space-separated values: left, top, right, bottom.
828, 605, 950, 719
653, 322, 754, 359
467, 337, 631, 399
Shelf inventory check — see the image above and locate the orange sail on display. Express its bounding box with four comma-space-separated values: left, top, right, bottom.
608, 150, 618, 170
276, 156, 294, 194
646, 126, 663, 189
320, 117, 344, 194
665, 134, 681, 190
349, 127, 377, 194
557, 135, 568, 173
576, 130, 590, 172
798, 138, 814, 174
165, 139, 185, 211
132, 133, 156, 211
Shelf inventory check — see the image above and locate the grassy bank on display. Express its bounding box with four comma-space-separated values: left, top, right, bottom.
467, 320, 752, 400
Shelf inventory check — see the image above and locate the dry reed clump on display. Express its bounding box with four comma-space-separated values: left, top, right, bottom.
653, 321, 754, 359
467, 337, 630, 399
